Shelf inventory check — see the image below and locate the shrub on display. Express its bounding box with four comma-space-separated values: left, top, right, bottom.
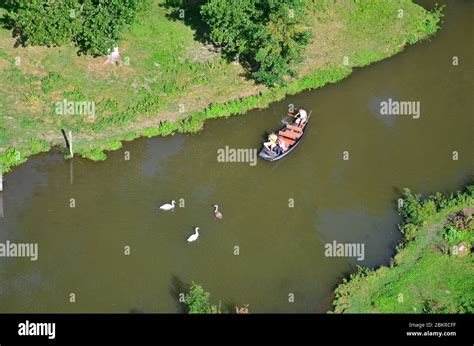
398, 189, 434, 226
401, 223, 418, 241
442, 226, 463, 243
185, 283, 212, 314
184, 282, 222, 314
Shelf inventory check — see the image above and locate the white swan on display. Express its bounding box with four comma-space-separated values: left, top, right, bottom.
105, 46, 120, 64
187, 227, 200, 242
213, 204, 223, 220
159, 200, 175, 211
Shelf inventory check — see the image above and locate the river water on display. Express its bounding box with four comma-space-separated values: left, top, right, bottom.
0, 0, 472, 313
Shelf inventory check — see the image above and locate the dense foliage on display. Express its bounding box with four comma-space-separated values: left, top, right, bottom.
184, 283, 210, 313
398, 186, 474, 241
5, 0, 148, 55
184, 283, 221, 313
201, 0, 311, 86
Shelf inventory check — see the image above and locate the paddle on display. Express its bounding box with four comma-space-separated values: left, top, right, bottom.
281, 113, 296, 125
281, 110, 312, 125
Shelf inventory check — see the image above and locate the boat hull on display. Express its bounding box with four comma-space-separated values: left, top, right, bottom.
258, 115, 310, 162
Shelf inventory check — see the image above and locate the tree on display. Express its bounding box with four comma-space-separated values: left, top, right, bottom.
4, 0, 148, 55
185, 282, 221, 314
201, 0, 311, 86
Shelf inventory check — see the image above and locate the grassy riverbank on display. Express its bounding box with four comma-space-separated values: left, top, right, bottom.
0, 0, 442, 172
332, 186, 474, 313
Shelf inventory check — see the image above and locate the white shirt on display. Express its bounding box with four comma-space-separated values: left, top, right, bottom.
299, 109, 307, 119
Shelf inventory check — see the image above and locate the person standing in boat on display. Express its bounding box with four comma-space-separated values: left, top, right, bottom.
264, 133, 278, 151
295, 108, 308, 126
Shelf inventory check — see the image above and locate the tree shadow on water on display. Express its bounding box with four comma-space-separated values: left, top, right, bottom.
129, 307, 144, 313
170, 274, 190, 313
128, 275, 190, 313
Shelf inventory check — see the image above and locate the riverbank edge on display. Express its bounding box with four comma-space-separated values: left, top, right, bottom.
331, 185, 474, 313
0, 5, 443, 174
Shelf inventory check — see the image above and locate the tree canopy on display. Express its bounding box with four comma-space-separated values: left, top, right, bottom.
4, 0, 148, 55
201, 0, 311, 86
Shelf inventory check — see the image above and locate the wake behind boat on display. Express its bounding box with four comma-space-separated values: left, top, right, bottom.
258, 109, 311, 162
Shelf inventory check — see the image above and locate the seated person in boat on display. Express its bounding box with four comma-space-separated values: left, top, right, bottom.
264, 133, 278, 151
275, 138, 287, 155
295, 108, 308, 126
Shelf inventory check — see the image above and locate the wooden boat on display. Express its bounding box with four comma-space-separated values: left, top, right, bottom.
258, 113, 310, 161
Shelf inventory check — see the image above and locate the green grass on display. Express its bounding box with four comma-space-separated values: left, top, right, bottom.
0, 139, 51, 172
79, 148, 108, 161
0, 0, 443, 171
332, 186, 474, 314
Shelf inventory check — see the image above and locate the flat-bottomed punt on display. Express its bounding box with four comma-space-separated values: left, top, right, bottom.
258, 113, 310, 161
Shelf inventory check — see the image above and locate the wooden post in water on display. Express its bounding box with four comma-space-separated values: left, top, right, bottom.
69, 130, 73, 158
